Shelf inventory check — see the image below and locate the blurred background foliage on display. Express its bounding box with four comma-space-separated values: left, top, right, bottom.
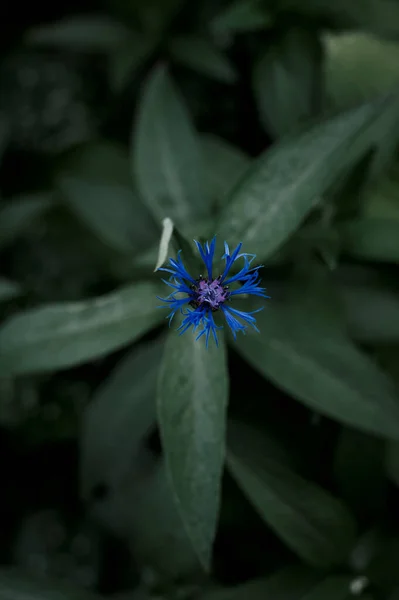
2, 0, 399, 599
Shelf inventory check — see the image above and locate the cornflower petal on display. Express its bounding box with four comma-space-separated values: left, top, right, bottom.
157, 237, 268, 346
220, 242, 243, 281
223, 263, 260, 286
194, 236, 216, 279
161, 279, 192, 294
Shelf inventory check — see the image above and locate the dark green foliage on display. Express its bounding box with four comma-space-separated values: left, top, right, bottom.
2, 1, 399, 599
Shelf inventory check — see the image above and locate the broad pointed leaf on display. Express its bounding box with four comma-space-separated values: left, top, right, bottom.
25, 16, 130, 51
157, 329, 229, 570
81, 337, 165, 495
337, 267, 399, 343
210, 0, 272, 35
201, 134, 250, 208
0, 278, 22, 302
0, 194, 53, 250
339, 218, 399, 263
0, 282, 163, 374
57, 142, 157, 254
169, 36, 237, 84
253, 27, 323, 137
80, 337, 200, 582
132, 64, 209, 228
325, 32, 399, 109
227, 423, 356, 567
217, 95, 399, 262
235, 298, 399, 440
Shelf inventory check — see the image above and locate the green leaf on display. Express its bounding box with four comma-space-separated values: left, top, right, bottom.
253, 27, 323, 137
107, 460, 202, 583
81, 337, 164, 494
339, 218, 399, 263
300, 576, 354, 600
200, 565, 320, 600
324, 32, 399, 178
200, 134, 251, 209
0, 568, 101, 600
0, 281, 164, 375
333, 427, 386, 519
275, 0, 399, 38
324, 28, 399, 178
363, 160, 399, 221
108, 34, 158, 92
59, 177, 146, 254
60, 141, 132, 186
210, 0, 272, 35
154, 217, 175, 271
0, 278, 22, 302
296, 223, 340, 270
169, 36, 237, 84
228, 419, 295, 470
325, 32, 399, 110
324, 33, 399, 177
227, 423, 356, 567
371, 97, 399, 179
57, 141, 157, 254
329, 148, 375, 221
235, 298, 399, 440
171, 228, 200, 273
25, 15, 130, 51
81, 336, 201, 582
132, 64, 209, 228
0, 194, 53, 250
134, 215, 214, 276
154, 218, 201, 276
337, 268, 399, 343
120, 0, 183, 35
217, 94, 398, 262
157, 328, 229, 570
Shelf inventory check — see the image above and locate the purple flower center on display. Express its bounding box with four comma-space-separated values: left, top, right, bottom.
191, 278, 229, 310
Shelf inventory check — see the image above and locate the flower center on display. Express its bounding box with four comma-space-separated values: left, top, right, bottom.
191, 278, 229, 311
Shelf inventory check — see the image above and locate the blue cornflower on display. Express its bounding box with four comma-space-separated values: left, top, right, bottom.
158, 237, 269, 346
